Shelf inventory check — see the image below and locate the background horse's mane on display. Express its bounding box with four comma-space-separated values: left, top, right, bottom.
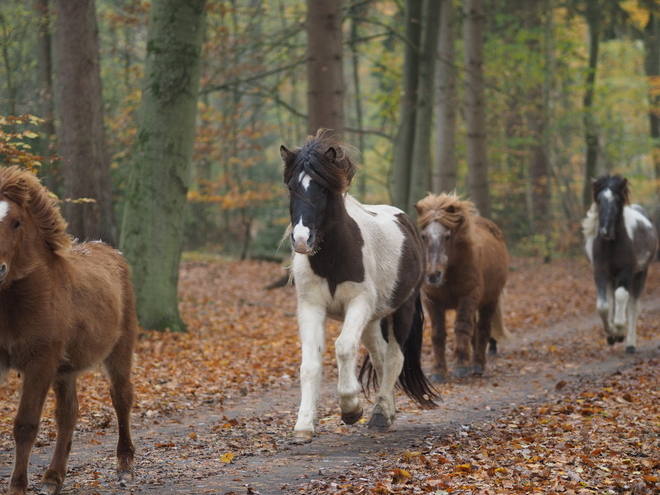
415, 193, 478, 231
592, 174, 630, 205
0, 166, 71, 254
282, 129, 357, 195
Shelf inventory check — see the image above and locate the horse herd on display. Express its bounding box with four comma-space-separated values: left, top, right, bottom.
0, 132, 656, 494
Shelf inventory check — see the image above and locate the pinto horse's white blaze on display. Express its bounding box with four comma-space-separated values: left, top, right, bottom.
299, 172, 312, 190
0, 201, 9, 223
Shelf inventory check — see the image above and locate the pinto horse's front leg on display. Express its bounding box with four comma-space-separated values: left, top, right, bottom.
293, 302, 326, 443
335, 300, 372, 427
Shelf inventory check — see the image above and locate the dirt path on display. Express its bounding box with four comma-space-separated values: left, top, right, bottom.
2, 261, 660, 494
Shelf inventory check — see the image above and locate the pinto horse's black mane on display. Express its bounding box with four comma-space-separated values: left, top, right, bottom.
592, 174, 630, 205
282, 132, 356, 196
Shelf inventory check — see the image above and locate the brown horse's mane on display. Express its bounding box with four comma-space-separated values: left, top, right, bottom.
415, 193, 478, 232
0, 166, 72, 254
282, 129, 357, 195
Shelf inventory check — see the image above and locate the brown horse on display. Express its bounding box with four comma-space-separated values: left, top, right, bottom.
415, 193, 509, 382
0, 167, 137, 495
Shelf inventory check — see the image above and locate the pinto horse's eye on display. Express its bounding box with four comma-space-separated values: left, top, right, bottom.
12, 220, 20, 230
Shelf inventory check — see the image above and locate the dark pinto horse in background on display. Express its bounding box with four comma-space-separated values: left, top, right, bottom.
281, 131, 438, 443
0, 167, 137, 495
582, 174, 657, 353
415, 193, 509, 382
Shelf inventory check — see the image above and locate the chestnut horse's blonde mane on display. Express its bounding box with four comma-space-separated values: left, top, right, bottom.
415, 193, 478, 231
0, 166, 72, 254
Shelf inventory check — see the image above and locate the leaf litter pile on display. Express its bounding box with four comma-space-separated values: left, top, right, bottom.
0, 256, 659, 494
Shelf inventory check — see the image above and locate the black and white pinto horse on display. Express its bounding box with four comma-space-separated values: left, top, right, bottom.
281, 132, 438, 443
582, 174, 658, 353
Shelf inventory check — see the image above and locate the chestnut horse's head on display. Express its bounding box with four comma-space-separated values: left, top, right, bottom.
0, 167, 71, 286
415, 193, 477, 287
281, 130, 356, 255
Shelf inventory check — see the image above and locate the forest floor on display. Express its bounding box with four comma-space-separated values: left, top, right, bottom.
0, 255, 659, 494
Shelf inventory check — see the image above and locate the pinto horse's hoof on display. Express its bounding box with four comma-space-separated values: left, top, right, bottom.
452, 366, 471, 378
118, 469, 134, 486
617, 335, 625, 343
429, 373, 446, 384
607, 335, 616, 345
341, 406, 363, 425
291, 430, 314, 444
472, 365, 484, 376
367, 413, 390, 432
625, 346, 636, 354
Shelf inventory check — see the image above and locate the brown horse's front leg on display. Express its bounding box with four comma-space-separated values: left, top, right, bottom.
453, 297, 478, 378
40, 376, 79, 495
429, 306, 448, 383
9, 367, 54, 495
472, 303, 496, 375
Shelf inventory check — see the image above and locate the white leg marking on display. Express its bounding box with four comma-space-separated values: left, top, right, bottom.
614, 286, 629, 334
373, 324, 405, 424
361, 320, 387, 384
294, 302, 326, 434
626, 297, 640, 350
335, 299, 372, 417
0, 201, 9, 222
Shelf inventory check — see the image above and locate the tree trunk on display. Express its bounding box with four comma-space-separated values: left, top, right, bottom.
34, 0, 59, 193
349, 2, 366, 199
54, 0, 117, 244
407, 0, 442, 215
390, 0, 422, 210
464, 0, 490, 218
581, 0, 601, 210
433, 0, 457, 194
307, 0, 344, 138
119, 0, 207, 332
644, 13, 660, 191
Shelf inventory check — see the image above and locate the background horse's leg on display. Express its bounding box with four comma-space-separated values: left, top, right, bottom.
103, 346, 136, 483
428, 306, 448, 383
473, 303, 496, 375
9, 367, 54, 495
453, 297, 478, 378
293, 302, 326, 442
335, 300, 372, 426
41, 377, 79, 495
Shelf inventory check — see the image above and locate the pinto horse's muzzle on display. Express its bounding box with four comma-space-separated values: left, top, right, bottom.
291, 231, 316, 255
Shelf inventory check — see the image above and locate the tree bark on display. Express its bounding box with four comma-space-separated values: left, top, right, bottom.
307, 0, 344, 138
54, 0, 117, 244
407, 0, 442, 215
644, 13, 660, 190
119, 0, 207, 332
433, 0, 457, 194
390, 0, 422, 210
581, 0, 601, 210
464, 0, 491, 218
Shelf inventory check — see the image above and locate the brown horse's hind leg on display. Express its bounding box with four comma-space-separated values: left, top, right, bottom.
472, 303, 496, 375
104, 344, 135, 484
41, 376, 78, 495
453, 298, 478, 378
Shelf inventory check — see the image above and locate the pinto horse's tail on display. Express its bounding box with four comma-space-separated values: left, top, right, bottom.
359, 294, 440, 409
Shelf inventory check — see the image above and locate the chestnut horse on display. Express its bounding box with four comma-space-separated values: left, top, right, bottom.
0, 167, 137, 495
415, 193, 509, 382
582, 174, 657, 353
281, 132, 438, 443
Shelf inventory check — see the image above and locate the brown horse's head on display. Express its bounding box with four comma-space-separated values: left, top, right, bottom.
0, 166, 71, 285
414, 193, 477, 286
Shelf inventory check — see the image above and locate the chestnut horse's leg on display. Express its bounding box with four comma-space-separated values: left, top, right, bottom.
40, 376, 78, 495
453, 296, 478, 378
472, 303, 496, 375
103, 343, 136, 483
428, 306, 448, 383
9, 366, 55, 495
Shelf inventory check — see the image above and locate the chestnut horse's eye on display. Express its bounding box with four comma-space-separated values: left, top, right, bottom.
12, 220, 20, 230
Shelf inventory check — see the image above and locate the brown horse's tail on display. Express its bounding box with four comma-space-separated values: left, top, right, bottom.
359, 294, 440, 409
490, 294, 510, 342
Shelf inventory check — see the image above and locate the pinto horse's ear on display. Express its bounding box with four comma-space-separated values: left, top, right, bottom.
325, 147, 337, 162
280, 145, 291, 162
